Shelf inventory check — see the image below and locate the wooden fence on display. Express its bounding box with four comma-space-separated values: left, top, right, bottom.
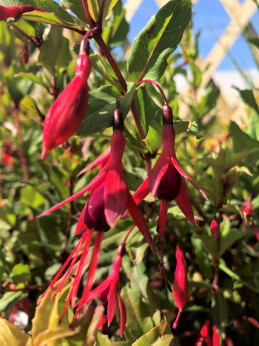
124, 0, 259, 121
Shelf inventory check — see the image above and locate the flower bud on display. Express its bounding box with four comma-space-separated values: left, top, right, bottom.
210, 219, 220, 240
22, 44, 29, 66
0, 5, 35, 21
172, 243, 189, 328
42, 40, 91, 158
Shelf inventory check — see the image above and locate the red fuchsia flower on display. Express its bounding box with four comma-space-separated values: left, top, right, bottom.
195, 319, 212, 346
210, 218, 220, 240
40, 105, 154, 322
40, 105, 154, 251
242, 201, 254, 216
79, 228, 132, 337
0, 5, 35, 21
130, 104, 207, 246
172, 243, 189, 329
41, 37, 91, 158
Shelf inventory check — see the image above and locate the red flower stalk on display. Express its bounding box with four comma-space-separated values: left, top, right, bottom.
210, 219, 220, 240
41, 37, 91, 158
77, 228, 132, 336
172, 243, 189, 329
130, 104, 207, 244
196, 319, 212, 346
0, 5, 35, 21
40, 105, 154, 252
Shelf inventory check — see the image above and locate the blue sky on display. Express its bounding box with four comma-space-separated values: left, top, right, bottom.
122, 0, 259, 71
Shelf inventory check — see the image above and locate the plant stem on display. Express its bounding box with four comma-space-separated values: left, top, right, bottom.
81, 0, 95, 28
98, 0, 107, 28
94, 34, 127, 92
138, 79, 168, 105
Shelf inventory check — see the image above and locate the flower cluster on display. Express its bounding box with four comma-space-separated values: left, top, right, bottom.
39, 34, 207, 336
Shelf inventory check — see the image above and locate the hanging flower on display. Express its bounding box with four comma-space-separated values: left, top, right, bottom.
130, 104, 207, 245
0, 5, 35, 21
172, 243, 189, 329
40, 105, 154, 251
196, 319, 212, 346
41, 37, 91, 158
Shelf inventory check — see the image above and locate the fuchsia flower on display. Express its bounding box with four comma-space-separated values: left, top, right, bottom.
22, 44, 29, 66
80, 228, 132, 336
131, 104, 207, 244
41, 38, 91, 158
210, 219, 220, 240
0, 5, 35, 21
41, 105, 154, 324
172, 243, 189, 329
212, 326, 220, 346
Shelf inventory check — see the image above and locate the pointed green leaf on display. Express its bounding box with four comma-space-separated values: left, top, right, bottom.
0, 318, 30, 345
33, 327, 80, 346
128, 0, 191, 82
133, 318, 173, 346
77, 83, 137, 136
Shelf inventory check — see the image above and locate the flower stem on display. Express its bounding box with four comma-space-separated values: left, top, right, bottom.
138, 79, 168, 105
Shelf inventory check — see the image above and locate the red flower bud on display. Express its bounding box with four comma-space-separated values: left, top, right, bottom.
42, 44, 91, 158
172, 243, 189, 328
0, 5, 35, 21
210, 219, 220, 240
212, 326, 219, 346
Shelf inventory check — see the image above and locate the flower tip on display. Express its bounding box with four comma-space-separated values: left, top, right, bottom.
41, 147, 48, 159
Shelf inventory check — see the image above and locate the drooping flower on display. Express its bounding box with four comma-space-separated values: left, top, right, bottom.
0, 5, 35, 21
40, 105, 154, 251
212, 326, 220, 346
172, 243, 189, 329
2, 140, 14, 168
41, 37, 91, 158
210, 219, 220, 240
41, 104, 154, 323
130, 104, 207, 245
79, 228, 132, 337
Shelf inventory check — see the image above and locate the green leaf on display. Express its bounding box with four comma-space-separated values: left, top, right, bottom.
39, 26, 71, 74
133, 318, 173, 346
87, 0, 119, 22
102, 0, 129, 49
0, 318, 30, 346
77, 83, 137, 136
0, 0, 77, 24
219, 259, 259, 293
229, 121, 259, 155
96, 331, 111, 345
0, 318, 30, 345
144, 123, 162, 153
90, 54, 122, 89
127, 0, 191, 82
33, 327, 80, 346
0, 291, 27, 314
15, 72, 49, 89
12, 263, 31, 285
212, 292, 228, 339
121, 285, 155, 343
234, 87, 259, 114
62, 0, 88, 23
21, 11, 84, 31
20, 95, 44, 119
217, 217, 244, 258
20, 185, 47, 209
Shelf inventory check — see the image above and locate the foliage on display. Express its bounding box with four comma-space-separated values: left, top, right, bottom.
0, 0, 259, 345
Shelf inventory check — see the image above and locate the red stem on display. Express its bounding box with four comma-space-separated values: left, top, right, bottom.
138, 79, 168, 106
